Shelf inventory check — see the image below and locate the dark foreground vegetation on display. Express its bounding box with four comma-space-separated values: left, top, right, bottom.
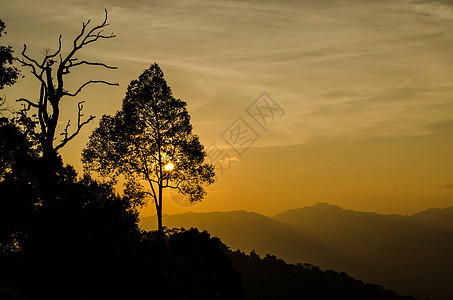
230, 251, 419, 300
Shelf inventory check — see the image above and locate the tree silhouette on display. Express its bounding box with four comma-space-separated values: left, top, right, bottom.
16, 10, 118, 211
0, 117, 40, 254
82, 63, 215, 233
0, 19, 21, 105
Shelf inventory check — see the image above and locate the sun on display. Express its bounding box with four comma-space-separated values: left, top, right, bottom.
164, 162, 174, 171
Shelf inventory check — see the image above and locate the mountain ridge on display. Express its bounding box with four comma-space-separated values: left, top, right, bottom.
141, 202, 453, 300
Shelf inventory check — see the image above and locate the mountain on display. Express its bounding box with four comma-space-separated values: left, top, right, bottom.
141, 210, 351, 270
273, 203, 453, 300
407, 206, 453, 232
141, 204, 453, 300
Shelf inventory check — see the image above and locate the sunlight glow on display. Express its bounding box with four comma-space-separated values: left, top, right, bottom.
164, 162, 174, 171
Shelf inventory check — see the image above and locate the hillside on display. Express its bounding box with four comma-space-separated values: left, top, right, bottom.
272, 203, 453, 299
141, 204, 453, 300
407, 206, 453, 232
230, 249, 418, 300
141, 210, 351, 270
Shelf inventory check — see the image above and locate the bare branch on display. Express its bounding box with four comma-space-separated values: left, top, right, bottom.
17, 57, 47, 88
18, 101, 32, 115
55, 101, 95, 151
69, 60, 117, 70
62, 10, 110, 69
16, 98, 39, 108
47, 35, 62, 59
73, 20, 91, 47
78, 10, 114, 47
63, 80, 119, 97
61, 59, 117, 75
86, 9, 108, 37
81, 32, 116, 46
21, 44, 43, 69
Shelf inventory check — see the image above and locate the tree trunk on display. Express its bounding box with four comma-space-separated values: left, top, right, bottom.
42, 142, 58, 214
157, 205, 163, 234
157, 184, 164, 235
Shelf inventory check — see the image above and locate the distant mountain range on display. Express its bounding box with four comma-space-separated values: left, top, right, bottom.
141, 203, 453, 300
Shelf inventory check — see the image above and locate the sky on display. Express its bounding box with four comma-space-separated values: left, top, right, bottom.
1, 0, 453, 217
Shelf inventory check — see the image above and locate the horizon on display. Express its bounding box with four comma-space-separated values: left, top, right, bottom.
142, 201, 453, 218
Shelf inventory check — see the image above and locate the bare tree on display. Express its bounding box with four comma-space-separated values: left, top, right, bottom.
16, 10, 118, 211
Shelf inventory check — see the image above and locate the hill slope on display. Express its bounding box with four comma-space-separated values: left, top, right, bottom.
141, 204, 453, 300
273, 203, 453, 300
408, 206, 453, 232
230, 249, 418, 300
141, 210, 351, 269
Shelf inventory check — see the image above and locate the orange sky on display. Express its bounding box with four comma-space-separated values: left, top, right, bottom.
2, 0, 453, 217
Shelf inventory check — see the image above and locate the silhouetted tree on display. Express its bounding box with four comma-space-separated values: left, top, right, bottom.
82, 63, 215, 233
0, 117, 40, 254
0, 19, 21, 111
16, 10, 118, 212
166, 228, 245, 299
0, 116, 82, 256
0, 19, 21, 97
0, 171, 146, 299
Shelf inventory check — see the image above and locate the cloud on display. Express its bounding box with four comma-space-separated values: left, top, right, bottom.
439, 182, 453, 189
5, 0, 453, 149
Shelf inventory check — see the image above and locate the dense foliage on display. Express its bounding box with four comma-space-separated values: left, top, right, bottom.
0, 19, 21, 93
83, 63, 214, 233
230, 250, 420, 300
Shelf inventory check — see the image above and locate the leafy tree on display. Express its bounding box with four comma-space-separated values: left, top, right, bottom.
83, 63, 215, 233
0, 117, 38, 181
0, 117, 40, 254
0, 19, 21, 95
0, 19, 21, 112
166, 228, 245, 299
15, 10, 118, 211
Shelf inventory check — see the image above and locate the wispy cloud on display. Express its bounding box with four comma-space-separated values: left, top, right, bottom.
439, 182, 453, 189
4, 0, 453, 147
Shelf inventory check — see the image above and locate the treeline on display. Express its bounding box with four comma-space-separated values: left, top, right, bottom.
230, 250, 420, 300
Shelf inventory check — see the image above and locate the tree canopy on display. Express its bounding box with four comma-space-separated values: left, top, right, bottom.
83, 63, 215, 233
0, 19, 21, 101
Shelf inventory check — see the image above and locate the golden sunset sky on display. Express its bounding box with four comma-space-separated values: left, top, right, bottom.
2, 0, 453, 217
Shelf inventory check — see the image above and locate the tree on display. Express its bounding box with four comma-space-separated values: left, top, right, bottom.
0, 117, 40, 254
0, 19, 21, 105
82, 63, 215, 233
16, 10, 118, 211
